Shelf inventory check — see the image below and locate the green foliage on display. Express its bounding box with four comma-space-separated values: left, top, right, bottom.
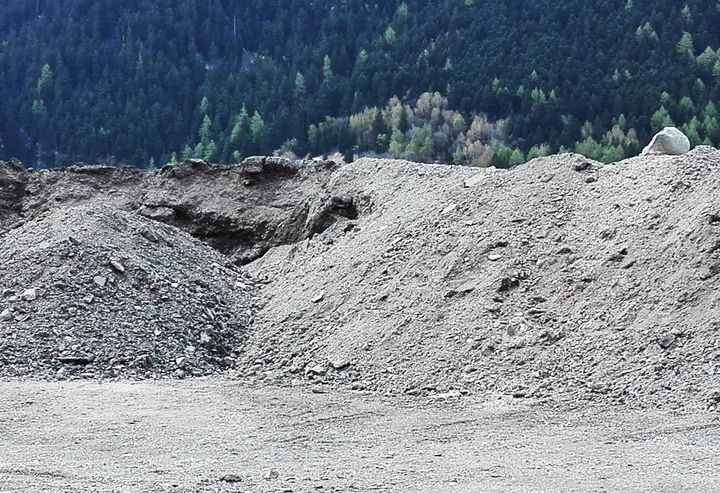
36, 63, 53, 95
322, 55, 333, 82
250, 111, 268, 149
677, 32, 695, 59
384, 26, 397, 45
1, 0, 720, 168
650, 106, 674, 133
682, 4, 692, 23
635, 22, 658, 45
294, 72, 307, 98
526, 144, 551, 160
404, 126, 434, 162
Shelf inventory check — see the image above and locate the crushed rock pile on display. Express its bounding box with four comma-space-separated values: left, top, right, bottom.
1, 150, 720, 410
242, 147, 720, 411
0, 205, 256, 379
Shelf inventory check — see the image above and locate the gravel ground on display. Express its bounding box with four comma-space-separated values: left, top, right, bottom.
0, 379, 718, 493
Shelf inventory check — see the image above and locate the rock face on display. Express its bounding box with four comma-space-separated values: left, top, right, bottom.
0, 157, 340, 264
0, 159, 28, 226
641, 127, 691, 156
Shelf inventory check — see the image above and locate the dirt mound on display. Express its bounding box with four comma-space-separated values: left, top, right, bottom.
0, 204, 256, 379
1, 151, 719, 410
241, 147, 720, 411
0, 157, 339, 264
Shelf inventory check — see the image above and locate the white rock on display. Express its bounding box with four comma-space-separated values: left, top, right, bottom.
463, 173, 485, 188
328, 355, 350, 370
641, 127, 691, 156
441, 203, 458, 215
0, 308, 12, 321
21, 288, 38, 301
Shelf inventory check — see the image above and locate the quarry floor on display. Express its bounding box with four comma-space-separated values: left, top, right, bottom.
1, 379, 718, 493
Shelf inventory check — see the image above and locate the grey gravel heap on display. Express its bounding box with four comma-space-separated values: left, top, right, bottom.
243, 147, 720, 411
0, 205, 256, 380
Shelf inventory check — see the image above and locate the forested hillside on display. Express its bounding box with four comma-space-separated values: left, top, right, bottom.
1, 0, 719, 168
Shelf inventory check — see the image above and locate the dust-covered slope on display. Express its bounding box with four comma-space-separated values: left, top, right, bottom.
242, 148, 720, 411
0, 205, 256, 379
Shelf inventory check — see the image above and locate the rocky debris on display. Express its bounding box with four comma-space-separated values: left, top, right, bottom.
0, 159, 28, 225
219, 473, 244, 483
21, 288, 38, 301
240, 156, 296, 180
641, 127, 691, 156
3, 149, 720, 410
0, 205, 256, 380
242, 147, 720, 411
0, 157, 338, 265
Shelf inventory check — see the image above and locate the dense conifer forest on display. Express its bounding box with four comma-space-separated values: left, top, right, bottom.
1, 0, 719, 168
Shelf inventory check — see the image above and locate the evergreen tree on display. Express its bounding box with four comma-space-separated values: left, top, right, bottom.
677, 32, 695, 59
322, 55, 333, 82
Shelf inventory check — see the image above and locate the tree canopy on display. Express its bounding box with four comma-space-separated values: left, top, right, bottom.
1, 0, 719, 168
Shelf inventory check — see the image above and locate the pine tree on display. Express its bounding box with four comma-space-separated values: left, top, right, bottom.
322, 55, 333, 82
384, 26, 397, 44
250, 111, 267, 151
677, 32, 695, 59
36, 63, 53, 97
508, 148, 525, 166
697, 46, 717, 70
294, 72, 307, 98
650, 106, 673, 132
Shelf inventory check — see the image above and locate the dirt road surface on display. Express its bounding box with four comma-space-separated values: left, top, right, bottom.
1, 379, 718, 492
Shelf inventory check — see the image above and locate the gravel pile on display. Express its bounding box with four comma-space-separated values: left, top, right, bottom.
242, 147, 720, 411
0, 205, 256, 379
1, 150, 719, 410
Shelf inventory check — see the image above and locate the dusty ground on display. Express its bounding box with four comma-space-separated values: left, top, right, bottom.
1, 379, 718, 492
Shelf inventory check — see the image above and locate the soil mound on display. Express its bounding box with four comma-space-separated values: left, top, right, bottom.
0, 158, 339, 264
0, 204, 256, 379
1, 150, 719, 410
242, 147, 720, 410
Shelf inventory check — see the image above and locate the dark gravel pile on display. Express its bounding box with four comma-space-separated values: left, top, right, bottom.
0, 204, 256, 380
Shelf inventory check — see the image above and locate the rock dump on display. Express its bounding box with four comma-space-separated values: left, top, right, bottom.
0, 157, 339, 264
242, 148, 720, 411
0, 205, 256, 379
1, 149, 719, 410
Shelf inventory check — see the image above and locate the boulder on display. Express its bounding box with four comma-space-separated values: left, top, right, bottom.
240, 156, 296, 178
641, 127, 691, 156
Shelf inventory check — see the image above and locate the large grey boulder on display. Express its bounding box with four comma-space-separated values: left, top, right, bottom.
641, 127, 691, 156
